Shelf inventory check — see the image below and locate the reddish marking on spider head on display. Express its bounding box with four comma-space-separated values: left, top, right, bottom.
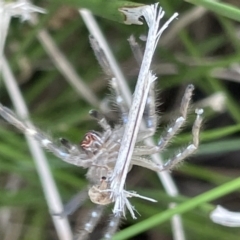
80, 131, 102, 151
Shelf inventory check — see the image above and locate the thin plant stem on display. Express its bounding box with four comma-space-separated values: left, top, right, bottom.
79, 8, 132, 106
1, 56, 73, 240
28, 15, 100, 107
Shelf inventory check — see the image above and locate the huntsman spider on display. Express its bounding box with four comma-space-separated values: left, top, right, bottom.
0, 82, 203, 238
0, 3, 203, 239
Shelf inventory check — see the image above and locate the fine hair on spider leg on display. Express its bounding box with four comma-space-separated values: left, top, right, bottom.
159, 108, 203, 171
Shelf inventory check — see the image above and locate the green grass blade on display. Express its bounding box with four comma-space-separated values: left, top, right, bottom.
113, 177, 240, 240
185, 0, 240, 22
57, 0, 145, 24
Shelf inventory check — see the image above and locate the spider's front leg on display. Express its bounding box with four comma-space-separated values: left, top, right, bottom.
0, 103, 92, 168
60, 138, 81, 155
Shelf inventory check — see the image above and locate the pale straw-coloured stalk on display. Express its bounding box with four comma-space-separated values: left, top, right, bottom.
0, 1, 72, 239
79, 8, 132, 106
109, 4, 178, 217
0, 0, 45, 67
1, 56, 73, 240
28, 14, 100, 108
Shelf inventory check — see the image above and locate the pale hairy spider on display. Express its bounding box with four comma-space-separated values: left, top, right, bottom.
0, 4, 203, 240
0, 81, 203, 239
0, 0, 206, 240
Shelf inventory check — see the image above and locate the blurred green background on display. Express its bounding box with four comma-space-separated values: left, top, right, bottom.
1, 0, 240, 239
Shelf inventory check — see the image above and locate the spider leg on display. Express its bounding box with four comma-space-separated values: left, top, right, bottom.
89, 109, 111, 131
60, 137, 81, 155
111, 77, 128, 125
74, 204, 105, 240
160, 108, 203, 171
132, 145, 158, 156
136, 84, 193, 145
103, 214, 122, 239
89, 35, 112, 76
155, 84, 194, 151
143, 83, 157, 131
132, 109, 203, 172
136, 83, 158, 142
0, 104, 93, 168
53, 189, 88, 218
131, 156, 160, 171
128, 35, 143, 66
138, 84, 193, 153
89, 36, 128, 125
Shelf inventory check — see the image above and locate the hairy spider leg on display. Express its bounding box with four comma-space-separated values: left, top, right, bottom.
159, 108, 203, 171
89, 35, 113, 77
156, 84, 194, 151
131, 108, 203, 172
89, 109, 111, 131
128, 35, 143, 66
103, 214, 122, 239
0, 104, 93, 168
143, 82, 157, 130
74, 205, 122, 240
60, 138, 81, 155
111, 78, 157, 141
74, 204, 105, 240
89, 35, 128, 126
111, 77, 129, 125
136, 82, 158, 142
133, 84, 194, 155
54, 189, 89, 218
